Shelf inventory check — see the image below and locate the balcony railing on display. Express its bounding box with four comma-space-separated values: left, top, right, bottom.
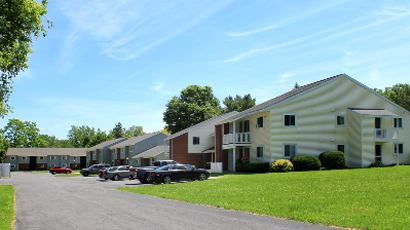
375, 128, 399, 141
223, 132, 251, 145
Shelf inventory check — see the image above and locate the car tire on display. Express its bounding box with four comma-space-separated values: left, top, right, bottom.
113, 175, 120, 181
83, 172, 89, 177
163, 175, 172, 184
104, 178, 108, 180
52, 172, 56, 175
66, 171, 71, 174
199, 173, 207, 181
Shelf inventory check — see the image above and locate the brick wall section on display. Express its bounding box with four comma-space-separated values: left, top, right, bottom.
171, 133, 211, 168
19, 163, 29, 171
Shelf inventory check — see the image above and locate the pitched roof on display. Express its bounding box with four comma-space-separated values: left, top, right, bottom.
218, 74, 344, 123
132, 145, 168, 158
7, 148, 86, 156
109, 132, 168, 149
165, 111, 238, 140
348, 109, 399, 117
86, 137, 129, 151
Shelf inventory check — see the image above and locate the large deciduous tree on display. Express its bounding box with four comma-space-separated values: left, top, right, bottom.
67, 125, 96, 148
110, 122, 126, 138
126, 125, 145, 137
375, 83, 410, 112
0, 0, 53, 118
1, 118, 47, 148
222, 94, 256, 113
163, 85, 221, 134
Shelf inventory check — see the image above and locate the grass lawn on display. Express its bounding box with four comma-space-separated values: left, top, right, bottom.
0, 185, 14, 230
31, 170, 50, 174
117, 166, 410, 229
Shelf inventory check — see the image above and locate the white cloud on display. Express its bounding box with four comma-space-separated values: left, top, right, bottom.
150, 82, 172, 95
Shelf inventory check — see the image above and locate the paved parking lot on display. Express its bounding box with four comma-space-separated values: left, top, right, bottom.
3, 172, 338, 230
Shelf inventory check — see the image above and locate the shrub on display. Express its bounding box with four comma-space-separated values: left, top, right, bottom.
237, 162, 269, 173
290, 155, 322, 171
319, 151, 346, 169
270, 159, 294, 172
204, 162, 211, 169
369, 161, 385, 168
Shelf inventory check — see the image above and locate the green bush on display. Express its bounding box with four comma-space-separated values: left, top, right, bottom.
290, 155, 322, 171
270, 159, 294, 172
369, 161, 385, 168
204, 162, 211, 169
319, 151, 346, 169
237, 162, 269, 173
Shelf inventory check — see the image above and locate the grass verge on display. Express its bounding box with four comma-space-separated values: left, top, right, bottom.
117, 166, 410, 229
0, 185, 14, 230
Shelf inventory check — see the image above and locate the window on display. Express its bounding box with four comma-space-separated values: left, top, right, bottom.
394, 143, 404, 155
375, 145, 382, 162
129, 146, 133, 152
73, 156, 77, 160
62, 156, 68, 160
257, 117, 264, 128
111, 160, 115, 165
336, 115, 345, 126
256, 145, 264, 158
50, 163, 56, 167
112, 149, 115, 154
337, 144, 346, 154
375, 118, 381, 129
50, 156, 56, 160
121, 148, 124, 153
10, 156, 15, 160
394, 118, 403, 128
193, 136, 200, 145
62, 163, 67, 167
38, 156, 44, 160
244, 120, 250, 132
283, 114, 296, 127
284, 144, 297, 157
11, 164, 15, 168
40, 164, 45, 168
21, 156, 27, 160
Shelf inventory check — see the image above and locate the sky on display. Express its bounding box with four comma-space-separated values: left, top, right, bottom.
2, 0, 410, 139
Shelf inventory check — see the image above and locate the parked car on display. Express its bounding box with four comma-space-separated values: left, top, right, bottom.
99, 165, 131, 181
147, 164, 209, 184
80, 164, 110, 177
129, 160, 178, 184
49, 166, 72, 175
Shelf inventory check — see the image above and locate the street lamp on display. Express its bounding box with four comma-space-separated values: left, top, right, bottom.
126, 157, 129, 165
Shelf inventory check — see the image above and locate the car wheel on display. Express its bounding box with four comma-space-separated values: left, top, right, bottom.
66, 171, 71, 174
113, 175, 120, 181
83, 172, 89, 177
139, 178, 146, 184
52, 172, 56, 175
199, 173, 207, 181
163, 176, 172, 184
104, 178, 108, 180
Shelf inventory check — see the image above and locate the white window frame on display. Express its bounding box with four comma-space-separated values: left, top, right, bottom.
111, 160, 115, 165
11, 164, 15, 168
394, 143, 404, 155
40, 164, 45, 168
335, 114, 345, 127
62, 163, 67, 167
129, 146, 133, 152
283, 113, 297, 127
256, 145, 264, 158
21, 156, 27, 160
283, 143, 297, 158
73, 156, 77, 160
121, 148, 124, 153
393, 117, 403, 128
50, 156, 56, 160
256, 116, 264, 129
193, 136, 201, 145
62, 156, 68, 160
50, 163, 56, 167
336, 143, 346, 154
10, 156, 15, 160
38, 156, 44, 160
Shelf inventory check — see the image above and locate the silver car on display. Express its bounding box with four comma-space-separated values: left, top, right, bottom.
99, 165, 131, 181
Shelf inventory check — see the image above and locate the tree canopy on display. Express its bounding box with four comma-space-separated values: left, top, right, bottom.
163, 85, 221, 134
1, 118, 47, 148
222, 94, 256, 113
67, 125, 97, 148
375, 83, 410, 112
0, 0, 53, 118
110, 122, 126, 138
126, 125, 146, 137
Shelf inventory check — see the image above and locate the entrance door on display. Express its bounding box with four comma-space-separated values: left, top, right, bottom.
80, 157, 86, 168
29, 156, 37, 170
375, 145, 382, 162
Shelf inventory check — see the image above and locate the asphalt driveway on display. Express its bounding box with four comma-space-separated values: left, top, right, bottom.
3, 172, 338, 230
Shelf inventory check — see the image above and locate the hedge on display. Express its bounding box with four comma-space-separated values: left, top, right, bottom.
290, 155, 321, 171
204, 162, 211, 169
319, 151, 346, 169
270, 159, 294, 172
237, 162, 270, 173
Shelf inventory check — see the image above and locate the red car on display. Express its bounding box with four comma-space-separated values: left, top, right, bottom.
49, 166, 72, 175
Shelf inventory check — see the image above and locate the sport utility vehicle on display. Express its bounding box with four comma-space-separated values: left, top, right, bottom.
49, 166, 72, 175
80, 164, 110, 177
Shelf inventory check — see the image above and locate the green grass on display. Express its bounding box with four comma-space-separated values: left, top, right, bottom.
0, 185, 14, 230
55, 174, 83, 177
31, 170, 50, 174
117, 166, 410, 229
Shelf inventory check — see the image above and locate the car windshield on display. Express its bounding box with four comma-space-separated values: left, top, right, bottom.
108, 167, 118, 172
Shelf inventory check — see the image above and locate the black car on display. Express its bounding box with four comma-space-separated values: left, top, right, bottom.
80, 164, 110, 177
147, 164, 209, 184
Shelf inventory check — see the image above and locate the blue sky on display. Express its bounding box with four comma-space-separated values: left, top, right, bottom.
2, 0, 410, 139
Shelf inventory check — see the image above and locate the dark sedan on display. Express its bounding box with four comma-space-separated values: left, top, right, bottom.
147, 164, 210, 184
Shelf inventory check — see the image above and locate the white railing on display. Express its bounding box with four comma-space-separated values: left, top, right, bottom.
223, 132, 251, 144
375, 128, 399, 140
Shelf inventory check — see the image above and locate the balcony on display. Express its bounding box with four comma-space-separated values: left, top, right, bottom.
375, 128, 399, 142
223, 132, 251, 145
